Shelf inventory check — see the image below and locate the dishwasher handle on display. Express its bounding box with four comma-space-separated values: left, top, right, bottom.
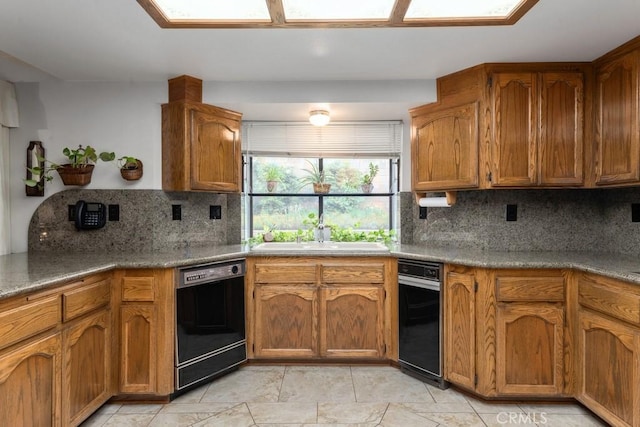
398, 274, 440, 291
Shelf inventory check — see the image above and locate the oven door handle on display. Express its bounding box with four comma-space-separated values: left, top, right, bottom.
399, 275, 440, 291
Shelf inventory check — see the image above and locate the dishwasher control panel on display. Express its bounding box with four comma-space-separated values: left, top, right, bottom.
179, 259, 245, 288
398, 259, 441, 281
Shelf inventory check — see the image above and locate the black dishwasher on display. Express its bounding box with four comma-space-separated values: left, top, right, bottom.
398, 259, 448, 389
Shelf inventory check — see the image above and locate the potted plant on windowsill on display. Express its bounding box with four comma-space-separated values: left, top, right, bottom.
361, 162, 379, 193
300, 160, 332, 194
25, 145, 115, 187
262, 164, 281, 193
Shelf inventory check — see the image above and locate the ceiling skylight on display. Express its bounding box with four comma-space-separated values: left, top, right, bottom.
405, 0, 526, 20
138, 0, 538, 28
282, 0, 394, 21
152, 0, 270, 21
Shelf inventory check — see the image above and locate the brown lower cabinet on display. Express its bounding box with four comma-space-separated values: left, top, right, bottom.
0, 268, 176, 426
577, 273, 640, 427
115, 268, 175, 396
444, 266, 570, 398
62, 308, 112, 426
246, 256, 396, 361
445, 266, 640, 427
0, 273, 112, 427
0, 333, 62, 426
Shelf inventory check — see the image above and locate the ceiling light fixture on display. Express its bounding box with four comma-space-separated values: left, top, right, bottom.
309, 110, 330, 126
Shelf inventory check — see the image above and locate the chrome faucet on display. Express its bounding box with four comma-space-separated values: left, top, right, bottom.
316, 214, 325, 243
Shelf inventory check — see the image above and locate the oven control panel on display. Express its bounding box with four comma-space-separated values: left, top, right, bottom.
398, 259, 441, 282
179, 259, 245, 288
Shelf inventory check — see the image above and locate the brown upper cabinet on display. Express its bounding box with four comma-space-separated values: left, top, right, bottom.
412, 34, 640, 193
162, 75, 243, 192
490, 71, 584, 187
411, 63, 589, 192
594, 44, 640, 186
411, 101, 479, 191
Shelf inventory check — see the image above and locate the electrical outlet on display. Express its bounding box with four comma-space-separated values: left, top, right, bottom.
172, 204, 182, 221
419, 206, 428, 219
506, 204, 518, 221
108, 204, 120, 221
210, 205, 222, 220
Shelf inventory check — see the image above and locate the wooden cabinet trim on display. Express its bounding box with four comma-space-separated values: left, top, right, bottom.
254, 263, 317, 284
62, 309, 112, 426
0, 295, 60, 350
62, 278, 111, 322
496, 276, 565, 302
594, 50, 640, 186
162, 100, 242, 193
121, 276, 155, 302
321, 263, 385, 284
411, 101, 480, 191
578, 309, 640, 427
319, 286, 385, 358
0, 333, 62, 426
578, 274, 640, 325
496, 303, 565, 395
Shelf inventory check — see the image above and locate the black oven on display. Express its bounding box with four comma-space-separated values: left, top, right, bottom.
398, 259, 448, 389
175, 259, 246, 393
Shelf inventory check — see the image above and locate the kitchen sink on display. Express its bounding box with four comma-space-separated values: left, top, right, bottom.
251, 241, 389, 252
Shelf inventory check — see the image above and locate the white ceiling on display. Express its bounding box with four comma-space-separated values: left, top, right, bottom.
1, 0, 639, 121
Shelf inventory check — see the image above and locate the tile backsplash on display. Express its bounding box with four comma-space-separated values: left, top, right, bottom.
401, 188, 640, 255
28, 189, 241, 252
28, 188, 640, 255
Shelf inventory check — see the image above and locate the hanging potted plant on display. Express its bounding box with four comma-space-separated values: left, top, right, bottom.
24, 144, 114, 187
361, 162, 379, 193
118, 156, 143, 181
300, 160, 332, 194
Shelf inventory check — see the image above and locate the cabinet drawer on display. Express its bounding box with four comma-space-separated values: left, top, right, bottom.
496, 276, 565, 302
0, 295, 60, 349
121, 276, 155, 302
254, 264, 316, 284
579, 275, 640, 325
321, 264, 385, 284
62, 278, 111, 322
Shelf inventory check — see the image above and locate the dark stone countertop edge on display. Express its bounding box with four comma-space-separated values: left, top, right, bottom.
1, 244, 639, 300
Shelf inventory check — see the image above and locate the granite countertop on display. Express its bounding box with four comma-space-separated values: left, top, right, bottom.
1, 243, 640, 299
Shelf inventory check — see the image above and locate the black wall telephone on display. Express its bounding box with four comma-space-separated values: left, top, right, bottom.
75, 200, 107, 230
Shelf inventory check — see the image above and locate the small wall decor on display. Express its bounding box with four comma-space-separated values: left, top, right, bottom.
118, 156, 143, 181
25, 140, 45, 196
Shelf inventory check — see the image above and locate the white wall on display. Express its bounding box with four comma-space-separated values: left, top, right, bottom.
8, 78, 436, 253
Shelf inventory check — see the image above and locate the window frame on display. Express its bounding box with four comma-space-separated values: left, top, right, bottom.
246, 155, 399, 239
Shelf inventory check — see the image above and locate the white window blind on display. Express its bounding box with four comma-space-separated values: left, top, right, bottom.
242, 121, 402, 158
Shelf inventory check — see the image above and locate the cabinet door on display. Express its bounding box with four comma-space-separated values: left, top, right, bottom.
190, 109, 241, 192
120, 305, 157, 393
496, 303, 564, 396
0, 333, 62, 427
539, 72, 584, 185
578, 309, 640, 427
595, 51, 640, 185
254, 285, 317, 358
491, 72, 537, 186
412, 102, 479, 191
62, 309, 112, 427
444, 271, 476, 390
319, 286, 385, 359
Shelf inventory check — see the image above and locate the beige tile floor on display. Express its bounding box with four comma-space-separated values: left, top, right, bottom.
81, 365, 607, 426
